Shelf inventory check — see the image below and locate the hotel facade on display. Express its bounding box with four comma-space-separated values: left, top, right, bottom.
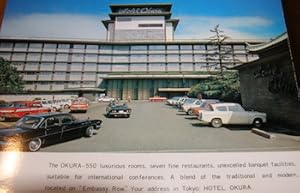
0, 4, 263, 99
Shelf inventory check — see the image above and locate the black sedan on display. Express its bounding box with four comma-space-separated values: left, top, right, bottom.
106, 103, 132, 118
0, 113, 102, 152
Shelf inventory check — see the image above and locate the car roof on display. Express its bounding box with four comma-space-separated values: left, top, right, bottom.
25, 112, 71, 118
211, 102, 239, 107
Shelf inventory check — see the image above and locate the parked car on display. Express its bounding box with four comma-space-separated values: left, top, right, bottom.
198, 103, 267, 128
184, 99, 220, 115
70, 98, 89, 113
178, 98, 198, 111
36, 99, 62, 112
55, 98, 73, 109
166, 96, 181, 106
98, 96, 116, 102
0, 101, 51, 121
106, 103, 131, 118
175, 96, 189, 107
0, 113, 102, 152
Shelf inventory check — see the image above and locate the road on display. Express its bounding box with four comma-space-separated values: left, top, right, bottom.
35, 101, 300, 152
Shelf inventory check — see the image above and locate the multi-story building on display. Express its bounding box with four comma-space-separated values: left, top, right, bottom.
0, 3, 263, 99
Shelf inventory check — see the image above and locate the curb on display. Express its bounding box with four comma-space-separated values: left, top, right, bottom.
251, 128, 276, 139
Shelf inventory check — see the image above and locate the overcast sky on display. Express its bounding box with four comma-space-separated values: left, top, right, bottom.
0, 0, 287, 40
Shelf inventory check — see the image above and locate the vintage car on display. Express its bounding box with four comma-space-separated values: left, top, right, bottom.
35, 99, 63, 112
0, 113, 102, 152
166, 96, 181, 105
178, 98, 198, 110
70, 98, 89, 113
198, 103, 267, 128
106, 103, 131, 118
98, 96, 116, 102
184, 99, 220, 115
0, 101, 51, 121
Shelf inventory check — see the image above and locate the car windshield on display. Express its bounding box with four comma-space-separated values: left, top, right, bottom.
16, 116, 43, 129
185, 98, 196, 104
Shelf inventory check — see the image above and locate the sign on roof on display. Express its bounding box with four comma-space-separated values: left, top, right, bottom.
118, 8, 163, 14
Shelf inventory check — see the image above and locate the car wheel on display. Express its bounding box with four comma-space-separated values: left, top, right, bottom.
64, 104, 70, 109
211, 118, 223, 128
27, 138, 42, 152
187, 109, 193, 115
253, 118, 263, 128
52, 107, 57, 112
85, 126, 94, 137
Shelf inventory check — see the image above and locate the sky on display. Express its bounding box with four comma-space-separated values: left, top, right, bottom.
0, 0, 287, 40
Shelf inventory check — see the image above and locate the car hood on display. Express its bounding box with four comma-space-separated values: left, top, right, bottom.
0, 126, 29, 137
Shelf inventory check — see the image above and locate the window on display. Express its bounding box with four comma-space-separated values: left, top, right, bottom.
62, 116, 74, 124
113, 45, 129, 54
86, 45, 98, 50
25, 63, 39, 71
56, 54, 69, 62
112, 64, 129, 72
55, 63, 67, 71
70, 63, 83, 71
100, 45, 112, 53
194, 54, 206, 62
0, 52, 11, 60
180, 54, 193, 62
44, 43, 57, 50
40, 63, 54, 71
12, 53, 26, 61
216, 106, 227, 111
149, 45, 165, 51
130, 63, 147, 72
195, 63, 207, 71
58, 44, 70, 49
82, 72, 96, 81
167, 63, 179, 71
167, 54, 179, 62
29, 43, 42, 51
130, 54, 147, 62
112, 55, 129, 63
131, 45, 147, 51
84, 63, 97, 71
0, 42, 13, 49
167, 45, 179, 50
228, 105, 245, 112
194, 45, 206, 50
46, 117, 60, 127
180, 45, 193, 50
149, 63, 165, 71
72, 53, 84, 62
85, 54, 98, 62
14, 43, 28, 51
27, 53, 41, 61
69, 72, 82, 80
149, 54, 165, 62
117, 17, 132, 21
41, 53, 55, 61
73, 44, 85, 49
181, 63, 193, 71
138, 24, 163, 27
98, 64, 111, 72
53, 72, 66, 80
98, 55, 111, 63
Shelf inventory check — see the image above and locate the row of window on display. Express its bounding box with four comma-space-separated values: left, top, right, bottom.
0, 42, 247, 51
24, 82, 97, 91
1, 52, 252, 63
15, 62, 223, 72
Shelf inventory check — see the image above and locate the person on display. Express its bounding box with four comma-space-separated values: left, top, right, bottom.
127, 95, 131, 103
197, 93, 203, 100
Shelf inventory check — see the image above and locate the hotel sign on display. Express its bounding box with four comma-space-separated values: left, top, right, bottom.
118, 8, 163, 14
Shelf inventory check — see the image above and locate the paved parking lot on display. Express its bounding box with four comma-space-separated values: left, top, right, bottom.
1, 101, 300, 152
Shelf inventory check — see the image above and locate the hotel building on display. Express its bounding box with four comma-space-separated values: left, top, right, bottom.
0, 3, 263, 99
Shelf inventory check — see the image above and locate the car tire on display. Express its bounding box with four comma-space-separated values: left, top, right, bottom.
27, 138, 42, 152
211, 118, 223, 128
85, 126, 94, 137
52, 107, 57, 112
187, 109, 193, 115
64, 104, 70, 109
253, 118, 263, 128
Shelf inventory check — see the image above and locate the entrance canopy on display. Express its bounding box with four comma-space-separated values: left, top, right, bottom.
158, 88, 190, 92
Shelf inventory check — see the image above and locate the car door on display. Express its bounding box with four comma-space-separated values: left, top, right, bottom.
61, 114, 82, 138
44, 116, 63, 142
228, 104, 249, 124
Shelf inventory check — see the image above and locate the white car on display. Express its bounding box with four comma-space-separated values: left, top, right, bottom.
98, 96, 116, 102
37, 100, 62, 112
198, 103, 266, 128
166, 96, 181, 105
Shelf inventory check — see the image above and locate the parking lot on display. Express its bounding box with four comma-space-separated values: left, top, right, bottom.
1, 101, 300, 152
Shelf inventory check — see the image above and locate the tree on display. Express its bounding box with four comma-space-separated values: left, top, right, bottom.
188, 71, 241, 103
0, 57, 24, 93
207, 25, 241, 75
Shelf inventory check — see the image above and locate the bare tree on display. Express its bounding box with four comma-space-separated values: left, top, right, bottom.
207, 25, 240, 75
